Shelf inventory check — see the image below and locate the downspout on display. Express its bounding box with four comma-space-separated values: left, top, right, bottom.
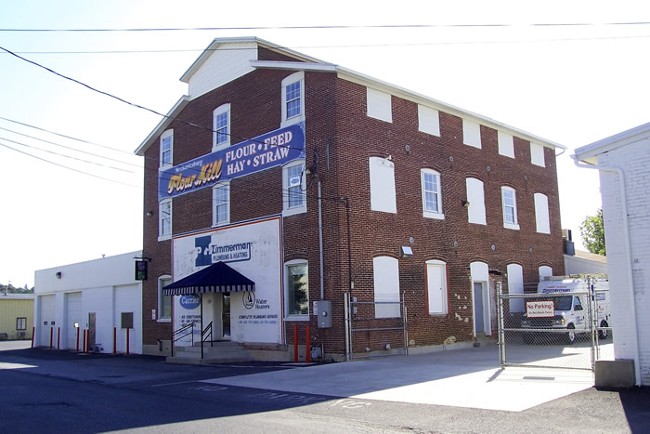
572, 157, 641, 386
318, 179, 325, 300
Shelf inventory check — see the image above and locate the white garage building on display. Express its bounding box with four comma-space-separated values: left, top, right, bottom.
34, 251, 143, 354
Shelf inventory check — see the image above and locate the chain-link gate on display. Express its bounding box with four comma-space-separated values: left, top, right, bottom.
497, 283, 612, 371
344, 292, 408, 360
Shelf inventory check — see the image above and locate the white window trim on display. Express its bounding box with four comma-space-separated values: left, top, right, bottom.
212, 181, 230, 227
466, 177, 487, 225
160, 129, 173, 169
158, 199, 172, 241
158, 275, 172, 323
366, 87, 393, 123
369, 156, 397, 214
284, 259, 309, 320
534, 192, 551, 234
282, 160, 307, 217
501, 186, 520, 230
426, 260, 448, 315
530, 142, 546, 167
417, 105, 440, 136
212, 103, 231, 151
373, 256, 401, 319
281, 71, 305, 127
498, 131, 515, 158
462, 119, 481, 149
421, 169, 444, 220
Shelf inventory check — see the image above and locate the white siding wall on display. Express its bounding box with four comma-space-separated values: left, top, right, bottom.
598, 138, 650, 385
187, 43, 257, 99
115, 285, 142, 354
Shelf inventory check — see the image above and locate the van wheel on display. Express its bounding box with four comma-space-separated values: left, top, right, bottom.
599, 321, 609, 340
565, 324, 576, 345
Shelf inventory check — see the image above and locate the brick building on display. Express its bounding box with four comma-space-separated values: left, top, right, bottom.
135, 37, 565, 360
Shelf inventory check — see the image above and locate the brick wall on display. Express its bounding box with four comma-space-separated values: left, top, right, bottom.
141, 58, 565, 356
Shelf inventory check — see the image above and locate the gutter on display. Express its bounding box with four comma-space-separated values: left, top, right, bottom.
572, 156, 641, 386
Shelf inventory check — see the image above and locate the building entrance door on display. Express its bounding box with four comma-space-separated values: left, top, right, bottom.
222, 293, 230, 340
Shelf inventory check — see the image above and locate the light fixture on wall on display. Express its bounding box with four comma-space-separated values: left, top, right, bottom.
461, 200, 470, 208
146, 210, 154, 217
400, 246, 413, 258
55, 272, 62, 279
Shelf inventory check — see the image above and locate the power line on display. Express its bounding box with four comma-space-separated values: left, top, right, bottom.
0, 115, 136, 156
0, 140, 140, 188
0, 126, 141, 169
1, 22, 650, 32
0, 135, 137, 173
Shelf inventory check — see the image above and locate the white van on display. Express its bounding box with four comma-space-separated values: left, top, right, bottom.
520, 276, 610, 344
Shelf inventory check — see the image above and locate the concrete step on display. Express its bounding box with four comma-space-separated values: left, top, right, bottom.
167, 341, 254, 364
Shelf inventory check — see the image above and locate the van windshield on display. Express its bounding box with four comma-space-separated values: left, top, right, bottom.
555, 296, 573, 311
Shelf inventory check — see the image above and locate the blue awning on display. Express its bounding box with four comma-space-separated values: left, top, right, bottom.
162, 261, 255, 296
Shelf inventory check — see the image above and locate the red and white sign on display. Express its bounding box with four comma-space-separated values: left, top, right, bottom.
526, 300, 555, 318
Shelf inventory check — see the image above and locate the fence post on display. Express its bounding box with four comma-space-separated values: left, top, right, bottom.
57, 327, 61, 350
344, 292, 351, 361
113, 327, 117, 354
126, 328, 130, 356
76, 327, 80, 352
497, 282, 506, 367
49, 326, 53, 349
31, 326, 35, 348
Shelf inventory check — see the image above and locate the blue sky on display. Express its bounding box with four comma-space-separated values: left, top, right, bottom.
1, 0, 648, 287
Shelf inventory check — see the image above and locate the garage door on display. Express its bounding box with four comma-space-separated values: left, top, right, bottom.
65, 292, 82, 350
114, 285, 142, 354
38, 294, 56, 347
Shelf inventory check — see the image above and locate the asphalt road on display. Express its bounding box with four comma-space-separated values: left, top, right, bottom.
1, 342, 649, 433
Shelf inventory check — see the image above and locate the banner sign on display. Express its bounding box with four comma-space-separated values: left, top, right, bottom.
159, 123, 305, 200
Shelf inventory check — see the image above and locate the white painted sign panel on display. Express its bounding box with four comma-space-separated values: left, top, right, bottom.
172, 217, 283, 346
526, 300, 555, 318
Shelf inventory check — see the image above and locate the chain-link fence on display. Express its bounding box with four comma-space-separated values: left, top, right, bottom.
497, 284, 612, 371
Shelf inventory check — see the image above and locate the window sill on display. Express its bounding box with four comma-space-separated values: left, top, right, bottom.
212, 143, 230, 152
158, 234, 172, 242
281, 114, 305, 128
283, 206, 307, 217
503, 223, 520, 231
285, 315, 310, 321
423, 211, 445, 220
157, 318, 171, 323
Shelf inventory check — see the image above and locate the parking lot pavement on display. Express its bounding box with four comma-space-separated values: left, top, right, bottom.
204, 343, 596, 412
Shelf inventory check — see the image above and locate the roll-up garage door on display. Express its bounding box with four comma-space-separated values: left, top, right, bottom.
65, 292, 82, 350
38, 294, 56, 347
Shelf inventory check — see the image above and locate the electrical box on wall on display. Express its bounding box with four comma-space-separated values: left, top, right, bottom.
315, 300, 332, 328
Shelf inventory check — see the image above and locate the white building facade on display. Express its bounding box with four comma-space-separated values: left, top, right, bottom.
34, 251, 143, 354
574, 122, 650, 386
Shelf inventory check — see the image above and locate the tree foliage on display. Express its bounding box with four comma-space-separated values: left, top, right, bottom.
580, 209, 606, 256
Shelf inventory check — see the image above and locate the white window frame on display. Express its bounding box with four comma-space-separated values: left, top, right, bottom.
212, 103, 231, 151
373, 256, 401, 318
160, 129, 173, 168
282, 160, 307, 216
498, 131, 515, 158
212, 181, 230, 227
530, 142, 546, 167
159, 199, 172, 240
462, 119, 481, 149
507, 263, 525, 313
466, 177, 487, 225
417, 105, 440, 136
421, 169, 444, 219
501, 186, 520, 230
426, 260, 448, 315
285, 260, 309, 319
539, 265, 553, 280
534, 192, 551, 234
281, 71, 305, 126
158, 275, 172, 322
369, 156, 397, 213
366, 88, 393, 123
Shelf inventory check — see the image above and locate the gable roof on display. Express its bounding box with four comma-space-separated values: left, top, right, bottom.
135, 36, 565, 156
573, 122, 650, 164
